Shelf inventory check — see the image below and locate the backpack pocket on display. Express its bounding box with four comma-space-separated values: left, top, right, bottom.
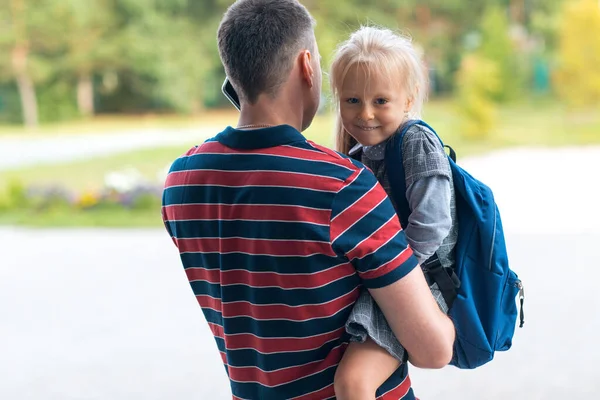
494, 271, 521, 351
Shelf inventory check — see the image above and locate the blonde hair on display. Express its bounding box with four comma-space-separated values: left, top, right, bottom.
330, 26, 429, 154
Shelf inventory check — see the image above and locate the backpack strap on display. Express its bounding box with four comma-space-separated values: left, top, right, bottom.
384, 120, 425, 228
422, 254, 460, 308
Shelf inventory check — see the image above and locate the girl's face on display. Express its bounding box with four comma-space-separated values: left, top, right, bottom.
339, 63, 411, 147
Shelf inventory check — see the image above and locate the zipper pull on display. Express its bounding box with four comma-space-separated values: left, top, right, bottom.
517, 281, 525, 328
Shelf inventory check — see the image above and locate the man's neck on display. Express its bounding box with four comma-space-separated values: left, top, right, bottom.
237, 92, 303, 132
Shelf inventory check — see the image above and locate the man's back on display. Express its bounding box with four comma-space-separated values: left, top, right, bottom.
162, 125, 418, 399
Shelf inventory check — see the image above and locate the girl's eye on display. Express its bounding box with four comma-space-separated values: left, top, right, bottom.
346, 98, 359, 104
375, 98, 388, 105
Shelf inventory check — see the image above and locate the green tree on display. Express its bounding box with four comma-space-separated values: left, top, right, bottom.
108, 0, 220, 113
477, 5, 521, 102
455, 54, 500, 140
554, 0, 600, 107
51, 0, 121, 117
0, 0, 57, 127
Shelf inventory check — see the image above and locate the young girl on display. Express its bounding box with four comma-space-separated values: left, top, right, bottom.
330, 26, 459, 399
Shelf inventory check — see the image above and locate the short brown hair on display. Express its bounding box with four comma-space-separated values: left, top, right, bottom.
217, 0, 316, 104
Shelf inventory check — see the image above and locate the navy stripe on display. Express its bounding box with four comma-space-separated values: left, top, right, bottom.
167, 220, 329, 241
230, 365, 337, 399
364, 255, 419, 289
164, 185, 335, 209
191, 280, 221, 298
226, 339, 342, 369
223, 311, 353, 338
215, 336, 226, 353
201, 307, 223, 326
190, 275, 359, 306
181, 253, 347, 274
375, 364, 411, 397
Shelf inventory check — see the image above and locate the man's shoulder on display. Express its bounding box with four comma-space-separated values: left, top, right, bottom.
302, 140, 371, 180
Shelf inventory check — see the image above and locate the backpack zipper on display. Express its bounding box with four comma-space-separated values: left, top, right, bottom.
517, 280, 525, 328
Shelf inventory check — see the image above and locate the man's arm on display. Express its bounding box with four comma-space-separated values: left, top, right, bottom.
369, 267, 455, 368
330, 167, 454, 368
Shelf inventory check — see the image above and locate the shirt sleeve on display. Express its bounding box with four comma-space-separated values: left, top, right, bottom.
330, 167, 419, 288
402, 125, 451, 188
404, 175, 452, 264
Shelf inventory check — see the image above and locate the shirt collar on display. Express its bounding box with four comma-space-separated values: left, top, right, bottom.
349, 139, 389, 161
216, 125, 306, 149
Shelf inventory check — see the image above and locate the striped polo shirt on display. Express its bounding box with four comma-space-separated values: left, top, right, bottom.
161, 124, 419, 399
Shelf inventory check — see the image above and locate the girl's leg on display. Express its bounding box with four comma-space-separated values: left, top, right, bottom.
334, 338, 401, 400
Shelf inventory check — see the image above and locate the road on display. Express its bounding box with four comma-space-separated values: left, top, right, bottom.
1, 146, 599, 399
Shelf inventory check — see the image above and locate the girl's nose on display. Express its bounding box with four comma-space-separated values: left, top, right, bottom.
359, 105, 374, 121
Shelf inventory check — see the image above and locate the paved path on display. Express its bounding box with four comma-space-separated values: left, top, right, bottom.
0, 127, 218, 171
1, 146, 599, 400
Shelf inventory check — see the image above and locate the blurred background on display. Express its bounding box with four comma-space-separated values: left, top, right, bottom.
0, 0, 598, 224
1, 1, 599, 399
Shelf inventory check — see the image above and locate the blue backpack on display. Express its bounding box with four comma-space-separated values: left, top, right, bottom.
357, 120, 525, 369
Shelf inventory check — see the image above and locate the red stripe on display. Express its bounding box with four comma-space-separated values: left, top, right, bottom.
186, 267, 221, 284
166, 169, 341, 192
198, 141, 352, 167
228, 343, 347, 387
306, 141, 345, 160
360, 247, 414, 281
330, 183, 388, 242
177, 237, 336, 257
219, 351, 227, 365
207, 322, 224, 339
196, 294, 222, 312
163, 203, 330, 225
225, 327, 346, 353
346, 216, 401, 260
218, 288, 359, 321
376, 375, 412, 400
185, 262, 355, 289
290, 383, 335, 400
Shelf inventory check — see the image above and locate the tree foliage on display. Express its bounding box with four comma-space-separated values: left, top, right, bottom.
554, 0, 600, 107
0, 0, 579, 125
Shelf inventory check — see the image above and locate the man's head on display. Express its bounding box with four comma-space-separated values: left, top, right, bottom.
217, 0, 321, 130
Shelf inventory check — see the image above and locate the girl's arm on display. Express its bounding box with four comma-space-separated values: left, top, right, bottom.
334, 338, 401, 400
401, 125, 453, 264
404, 175, 452, 264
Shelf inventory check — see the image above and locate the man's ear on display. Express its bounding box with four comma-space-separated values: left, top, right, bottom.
300, 50, 314, 88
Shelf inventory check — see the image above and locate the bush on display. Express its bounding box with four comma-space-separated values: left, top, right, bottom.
554, 0, 600, 107
455, 54, 500, 140
3, 180, 29, 210
477, 5, 523, 103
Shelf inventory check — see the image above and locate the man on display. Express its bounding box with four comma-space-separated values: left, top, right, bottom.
161, 1, 455, 399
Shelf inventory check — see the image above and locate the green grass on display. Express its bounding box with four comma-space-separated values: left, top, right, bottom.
0, 146, 189, 192
0, 208, 163, 228
1, 98, 599, 228
0, 110, 239, 138
422, 98, 600, 154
